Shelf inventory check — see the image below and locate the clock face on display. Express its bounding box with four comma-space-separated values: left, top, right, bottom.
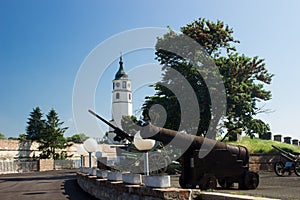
116, 82, 120, 87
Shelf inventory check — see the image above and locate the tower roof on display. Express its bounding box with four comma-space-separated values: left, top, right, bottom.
114, 56, 128, 80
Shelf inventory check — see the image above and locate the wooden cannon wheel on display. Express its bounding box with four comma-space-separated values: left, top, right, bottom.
274, 161, 286, 176
293, 161, 300, 176
239, 171, 259, 190
199, 174, 217, 190
218, 178, 234, 189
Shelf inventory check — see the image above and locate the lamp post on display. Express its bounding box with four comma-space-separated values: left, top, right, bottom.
76, 144, 88, 167
83, 138, 98, 168
133, 131, 155, 175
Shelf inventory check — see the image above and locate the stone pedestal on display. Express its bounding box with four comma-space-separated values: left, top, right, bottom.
96, 169, 108, 178
91, 168, 97, 176
144, 175, 171, 188
107, 171, 125, 181
122, 173, 142, 185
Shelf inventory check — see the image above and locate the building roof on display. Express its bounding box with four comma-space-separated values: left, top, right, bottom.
114, 56, 128, 80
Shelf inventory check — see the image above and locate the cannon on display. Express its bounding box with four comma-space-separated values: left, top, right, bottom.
88, 110, 259, 190
140, 123, 259, 190
272, 145, 300, 176
88, 110, 171, 174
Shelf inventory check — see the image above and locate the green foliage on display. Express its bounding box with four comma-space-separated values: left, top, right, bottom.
0, 133, 5, 139
26, 107, 45, 141
66, 133, 89, 143
38, 109, 69, 159
8, 137, 18, 140
228, 137, 300, 154
18, 133, 27, 141
142, 18, 273, 138
121, 115, 143, 136
26, 107, 70, 159
216, 54, 273, 138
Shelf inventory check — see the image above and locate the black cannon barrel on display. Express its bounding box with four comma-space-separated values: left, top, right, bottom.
88, 109, 133, 142
272, 145, 298, 161
140, 123, 249, 165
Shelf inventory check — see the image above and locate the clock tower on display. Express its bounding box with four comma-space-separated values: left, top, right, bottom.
110, 56, 132, 130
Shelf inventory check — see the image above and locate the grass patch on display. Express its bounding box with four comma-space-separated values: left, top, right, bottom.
226, 137, 300, 154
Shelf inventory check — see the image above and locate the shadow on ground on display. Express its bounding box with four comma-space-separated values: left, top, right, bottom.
63, 178, 98, 200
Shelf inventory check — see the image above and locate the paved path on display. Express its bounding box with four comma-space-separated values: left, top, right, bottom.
1, 170, 299, 200
0, 170, 97, 200
170, 172, 300, 200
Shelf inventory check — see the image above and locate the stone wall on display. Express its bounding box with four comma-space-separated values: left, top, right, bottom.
38, 159, 54, 171
0, 139, 117, 161
249, 153, 285, 171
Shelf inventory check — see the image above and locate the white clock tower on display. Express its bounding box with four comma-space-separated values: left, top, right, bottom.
110, 56, 132, 130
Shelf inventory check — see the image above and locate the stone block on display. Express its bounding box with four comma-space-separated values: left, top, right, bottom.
259, 132, 272, 140
107, 171, 124, 181
96, 169, 108, 178
122, 173, 142, 185
144, 175, 171, 188
284, 136, 291, 144
38, 159, 54, 171
292, 139, 299, 146
273, 134, 282, 142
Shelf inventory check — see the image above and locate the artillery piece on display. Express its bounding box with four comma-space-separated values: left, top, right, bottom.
140, 124, 259, 190
88, 110, 259, 190
272, 145, 300, 177
88, 110, 172, 174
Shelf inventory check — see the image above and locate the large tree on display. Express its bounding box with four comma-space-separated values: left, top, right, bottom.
26, 107, 45, 141
39, 109, 69, 159
142, 18, 273, 139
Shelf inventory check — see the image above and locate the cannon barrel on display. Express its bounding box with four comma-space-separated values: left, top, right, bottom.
272, 145, 298, 161
140, 123, 249, 165
88, 109, 133, 142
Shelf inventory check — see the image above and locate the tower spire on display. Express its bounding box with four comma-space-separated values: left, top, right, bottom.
119, 53, 123, 69
114, 53, 128, 80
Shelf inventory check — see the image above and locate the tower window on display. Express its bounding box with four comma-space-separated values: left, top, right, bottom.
122, 81, 126, 88
116, 93, 120, 99
129, 93, 131, 100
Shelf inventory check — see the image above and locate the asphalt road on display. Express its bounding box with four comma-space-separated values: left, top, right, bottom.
0, 169, 97, 200
0, 170, 299, 200
223, 172, 300, 200
170, 172, 300, 200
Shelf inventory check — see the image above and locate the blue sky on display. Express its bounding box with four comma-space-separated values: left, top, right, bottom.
1, 0, 300, 140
